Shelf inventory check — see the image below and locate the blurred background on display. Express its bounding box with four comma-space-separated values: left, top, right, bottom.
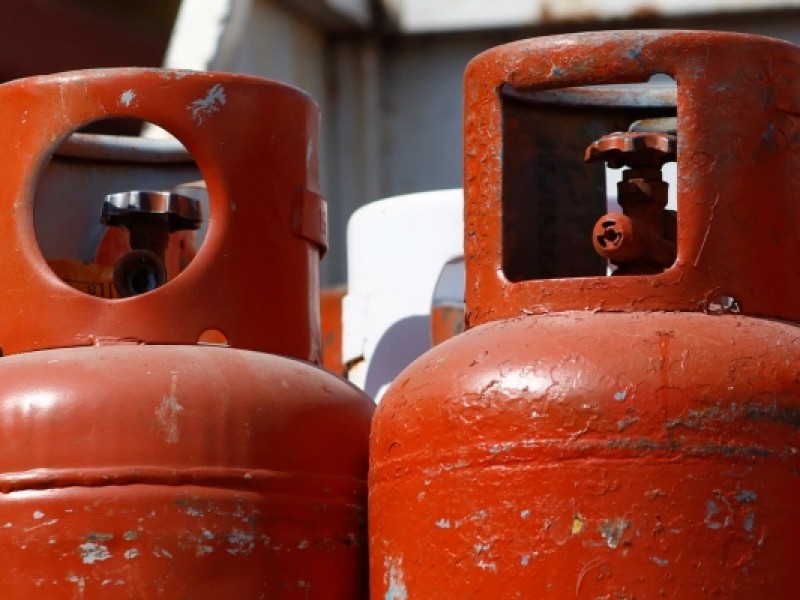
5, 0, 800, 285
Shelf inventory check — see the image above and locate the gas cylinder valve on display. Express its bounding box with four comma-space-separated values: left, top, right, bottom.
101, 190, 201, 296
585, 130, 677, 274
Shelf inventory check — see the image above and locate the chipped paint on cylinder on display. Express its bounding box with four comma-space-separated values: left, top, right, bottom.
0, 69, 372, 597
0, 68, 327, 362
369, 30, 800, 598
0, 345, 372, 597
372, 313, 800, 597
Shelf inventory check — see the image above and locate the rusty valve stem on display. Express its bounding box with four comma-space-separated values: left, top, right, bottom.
585, 130, 677, 275
101, 190, 202, 297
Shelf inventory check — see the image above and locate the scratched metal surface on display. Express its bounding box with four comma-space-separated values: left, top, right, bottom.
371, 311, 800, 598
0, 345, 372, 597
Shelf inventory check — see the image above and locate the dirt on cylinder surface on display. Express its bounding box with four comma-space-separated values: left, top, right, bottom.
370, 312, 800, 598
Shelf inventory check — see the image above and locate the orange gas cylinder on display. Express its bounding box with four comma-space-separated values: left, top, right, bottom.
370, 31, 800, 598
320, 285, 347, 375
0, 68, 372, 597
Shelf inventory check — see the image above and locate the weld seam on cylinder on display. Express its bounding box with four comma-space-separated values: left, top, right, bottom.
0, 468, 366, 494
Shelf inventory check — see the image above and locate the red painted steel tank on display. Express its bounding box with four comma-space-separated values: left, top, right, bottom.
370, 31, 800, 598
0, 68, 373, 597
321, 285, 347, 375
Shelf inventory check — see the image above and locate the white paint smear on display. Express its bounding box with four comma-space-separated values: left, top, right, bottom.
188, 84, 227, 124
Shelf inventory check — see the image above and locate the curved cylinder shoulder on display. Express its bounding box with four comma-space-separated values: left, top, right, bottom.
0, 344, 373, 479
370, 311, 800, 597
